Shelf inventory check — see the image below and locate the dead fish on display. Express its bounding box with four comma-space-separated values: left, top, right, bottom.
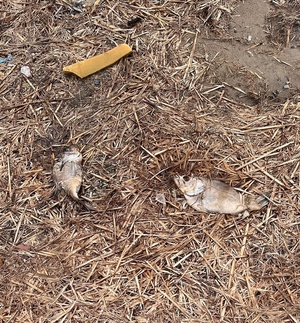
52, 146, 83, 200
174, 175, 268, 215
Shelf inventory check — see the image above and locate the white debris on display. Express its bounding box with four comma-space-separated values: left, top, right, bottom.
21, 65, 31, 77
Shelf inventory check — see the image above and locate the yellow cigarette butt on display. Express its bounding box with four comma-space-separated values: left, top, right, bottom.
63, 43, 132, 78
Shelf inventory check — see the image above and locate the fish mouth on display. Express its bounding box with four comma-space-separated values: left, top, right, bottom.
174, 175, 205, 196
174, 175, 185, 188
174, 175, 189, 184
65, 150, 80, 155
65, 152, 79, 157
174, 175, 191, 195
65, 146, 80, 154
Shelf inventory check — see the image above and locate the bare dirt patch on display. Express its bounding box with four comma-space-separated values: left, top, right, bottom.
200, 0, 300, 105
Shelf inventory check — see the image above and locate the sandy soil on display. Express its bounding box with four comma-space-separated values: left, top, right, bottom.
200, 0, 300, 105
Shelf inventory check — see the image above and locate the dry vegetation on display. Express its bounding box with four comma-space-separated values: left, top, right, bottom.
0, 0, 300, 322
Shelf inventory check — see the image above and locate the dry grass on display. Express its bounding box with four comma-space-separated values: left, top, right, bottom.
0, 0, 300, 322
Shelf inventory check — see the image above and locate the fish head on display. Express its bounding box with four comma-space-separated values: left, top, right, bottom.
174, 175, 205, 196
62, 146, 83, 163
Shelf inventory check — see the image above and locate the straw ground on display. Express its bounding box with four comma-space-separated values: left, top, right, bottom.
0, 0, 299, 322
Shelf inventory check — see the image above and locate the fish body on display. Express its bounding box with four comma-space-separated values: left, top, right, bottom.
174, 176, 267, 215
52, 146, 83, 200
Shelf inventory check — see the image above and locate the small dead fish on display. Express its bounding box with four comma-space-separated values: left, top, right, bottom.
174, 175, 268, 215
52, 146, 83, 200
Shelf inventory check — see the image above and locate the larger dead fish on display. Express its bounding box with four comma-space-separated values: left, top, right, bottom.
174, 175, 268, 215
52, 146, 83, 200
